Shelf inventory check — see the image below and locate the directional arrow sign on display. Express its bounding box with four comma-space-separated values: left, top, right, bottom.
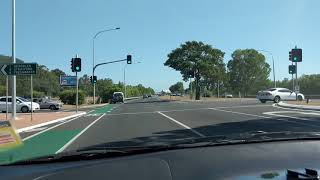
0, 63, 37, 75
0, 65, 11, 75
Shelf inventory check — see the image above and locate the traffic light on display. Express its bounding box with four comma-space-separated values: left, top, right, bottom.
93, 76, 97, 83
90, 76, 93, 83
127, 55, 132, 64
71, 58, 81, 72
289, 65, 296, 74
289, 51, 292, 61
291, 48, 302, 62
71, 58, 74, 72
74, 58, 81, 72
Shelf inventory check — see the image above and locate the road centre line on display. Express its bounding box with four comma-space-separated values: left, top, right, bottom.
209, 108, 320, 128
56, 113, 106, 153
157, 111, 206, 137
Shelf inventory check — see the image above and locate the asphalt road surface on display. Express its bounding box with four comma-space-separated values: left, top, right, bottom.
7, 96, 320, 162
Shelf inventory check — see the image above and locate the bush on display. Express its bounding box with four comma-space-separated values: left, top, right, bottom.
99, 85, 122, 103
33, 91, 45, 98
202, 89, 212, 97
59, 89, 85, 105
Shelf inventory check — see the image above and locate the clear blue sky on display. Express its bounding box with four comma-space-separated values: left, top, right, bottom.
0, 0, 319, 92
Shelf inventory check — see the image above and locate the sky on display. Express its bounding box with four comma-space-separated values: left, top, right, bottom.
0, 0, 319, 92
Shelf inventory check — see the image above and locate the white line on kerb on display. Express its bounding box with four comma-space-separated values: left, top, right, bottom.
157, 111, 205, 137
55, 113, 106, 154
22, 115, 83, 141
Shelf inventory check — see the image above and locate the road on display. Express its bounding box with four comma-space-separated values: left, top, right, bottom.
2, 97, 320, 163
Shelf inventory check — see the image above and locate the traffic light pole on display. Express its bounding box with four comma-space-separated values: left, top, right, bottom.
292, 61, 294, 93
92, 58, 128, 102
295, 62, 298, 101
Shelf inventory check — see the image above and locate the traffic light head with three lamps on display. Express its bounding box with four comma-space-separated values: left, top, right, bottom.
127, 55, 132, 64
290, 48, 302, 62
71, 58, 81, 72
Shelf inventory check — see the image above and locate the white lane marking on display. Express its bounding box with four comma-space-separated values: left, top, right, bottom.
23, 127, 48, 133
208, 108, 271, 119
55, 113, 106, 153
17, 112, 86, 133
157, 111, 205, 137
273, 103, 320, 113
216, 104, 271, 109
106, 111, 157, 116
22, 115, 84, 141
208, 108, 320, 128
263, 111, 320, 121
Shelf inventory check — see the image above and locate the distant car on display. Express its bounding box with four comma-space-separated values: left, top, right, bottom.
256, 88, 305, 103
148, 94, 152, 97
143, 94, 148, 99
33, 98, 63, 110
111, 92, 124, 103
0, 96, 40, 113
222, 93, 233, 98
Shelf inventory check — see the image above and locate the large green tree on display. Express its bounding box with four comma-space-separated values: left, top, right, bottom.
169, 82, 184, 94
227, 49, 271, 96
164, 41, 225, 100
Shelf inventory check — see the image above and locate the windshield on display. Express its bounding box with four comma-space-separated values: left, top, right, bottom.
1, 0, 320, 166
17, 97, 30, 102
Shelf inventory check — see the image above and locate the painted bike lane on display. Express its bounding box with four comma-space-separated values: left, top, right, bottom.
0, 104, 116, 165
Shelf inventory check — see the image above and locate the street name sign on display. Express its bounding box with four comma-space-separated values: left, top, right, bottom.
0, 63, 37, 75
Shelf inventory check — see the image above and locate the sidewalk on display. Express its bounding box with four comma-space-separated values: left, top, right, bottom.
277, 101, 320, 111
0, 111, 86, 132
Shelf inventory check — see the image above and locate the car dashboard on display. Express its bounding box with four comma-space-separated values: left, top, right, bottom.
1, 140, 320, 180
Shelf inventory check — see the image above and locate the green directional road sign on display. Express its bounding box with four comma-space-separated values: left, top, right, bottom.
0, 63, 37, 75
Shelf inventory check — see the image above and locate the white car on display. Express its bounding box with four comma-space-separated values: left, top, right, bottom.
256, 88, 305, 103
0, 96, 40, 113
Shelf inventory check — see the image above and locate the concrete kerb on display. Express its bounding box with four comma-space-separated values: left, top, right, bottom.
16, 111, 87, 133
277, 101, 320, 111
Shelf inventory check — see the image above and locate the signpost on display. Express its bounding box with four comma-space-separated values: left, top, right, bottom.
0, 63, 37, 121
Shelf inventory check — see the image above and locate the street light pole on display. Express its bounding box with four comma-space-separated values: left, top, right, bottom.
123, 62, 141, 99
257, 50, 276, 88
92, 27, 120, 104
11, 0, 17, 120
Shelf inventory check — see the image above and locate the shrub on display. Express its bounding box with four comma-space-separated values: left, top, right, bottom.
59, 89, 85, 105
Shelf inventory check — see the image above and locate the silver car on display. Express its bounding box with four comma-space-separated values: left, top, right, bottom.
33, 98, 63, 110
257, 88, 305, 103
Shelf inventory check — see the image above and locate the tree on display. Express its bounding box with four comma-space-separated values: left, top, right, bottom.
227, 49, 271, 96
164, 41, 225, 100
169, 82, 184, 94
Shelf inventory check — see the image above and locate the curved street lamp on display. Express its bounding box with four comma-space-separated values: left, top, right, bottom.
92, 27, 120, 104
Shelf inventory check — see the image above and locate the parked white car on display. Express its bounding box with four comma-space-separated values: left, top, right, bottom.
256, 88, 305, 103
0, 96, 40, 113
